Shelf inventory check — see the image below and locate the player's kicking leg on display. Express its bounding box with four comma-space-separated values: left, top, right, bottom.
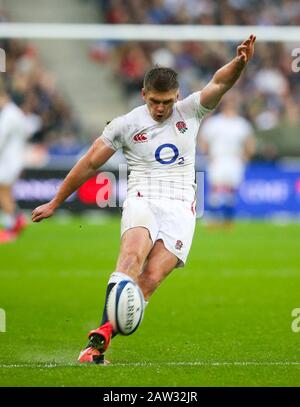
78, 227, 153, 364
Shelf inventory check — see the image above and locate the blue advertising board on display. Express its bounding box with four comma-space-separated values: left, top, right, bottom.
201, 162, 300, 219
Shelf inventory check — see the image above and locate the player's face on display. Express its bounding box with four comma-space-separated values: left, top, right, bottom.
142, 88, 179, 122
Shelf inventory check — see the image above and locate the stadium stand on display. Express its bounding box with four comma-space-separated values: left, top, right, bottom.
1, 0, 299, 159
0, 9, 81, 150
90, 0, 300, 158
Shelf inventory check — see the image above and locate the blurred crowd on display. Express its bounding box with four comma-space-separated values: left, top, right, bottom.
0, 9, 82, 157
97, 0, 300, 25
1, 2, 300, 161
90, 0, 300, 159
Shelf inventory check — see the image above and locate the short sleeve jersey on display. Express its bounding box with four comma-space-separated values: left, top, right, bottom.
101, 92, 211, 202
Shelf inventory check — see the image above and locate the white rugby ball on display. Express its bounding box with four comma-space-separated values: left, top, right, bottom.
107, 280, 144, 335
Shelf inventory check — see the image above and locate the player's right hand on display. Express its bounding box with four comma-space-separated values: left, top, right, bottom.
32, 202, 56, 223
236, 34, 256, 65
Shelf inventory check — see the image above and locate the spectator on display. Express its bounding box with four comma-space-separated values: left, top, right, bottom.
91, 0, 300, 157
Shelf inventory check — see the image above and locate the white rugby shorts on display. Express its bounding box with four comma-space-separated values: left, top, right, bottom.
0, 155, 23, 185
121, 197, 196, 268
208, 159, 245, 188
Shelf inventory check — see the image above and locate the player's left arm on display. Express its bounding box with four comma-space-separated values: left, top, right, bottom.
198, 135, 209, 155
243, 135, 256, 162
200, 34, 256, 110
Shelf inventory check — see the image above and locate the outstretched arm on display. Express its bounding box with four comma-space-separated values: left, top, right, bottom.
32, 138, 115, 222
200, 34, 256, 110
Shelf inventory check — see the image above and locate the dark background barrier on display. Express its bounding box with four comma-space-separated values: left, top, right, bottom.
202, 162, 300, 219
13, 168, 121, 213
15, 162, 300, 219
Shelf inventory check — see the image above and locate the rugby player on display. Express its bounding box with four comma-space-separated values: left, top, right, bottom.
0, 85, 28, 243
32, 35, 256, 364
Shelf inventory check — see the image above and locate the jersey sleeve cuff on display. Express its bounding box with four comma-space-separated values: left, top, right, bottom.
199, 103, 213, 116
100, 135, 118, 151
193, 91, 213, 120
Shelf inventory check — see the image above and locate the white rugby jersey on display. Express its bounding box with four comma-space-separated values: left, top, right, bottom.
200, 113, 253, 161
0, 102, 28, 159
101, 92, 211, 202
199, 113, 253, 188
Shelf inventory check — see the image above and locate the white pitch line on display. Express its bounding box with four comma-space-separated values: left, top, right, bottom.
1, 361, 300, 369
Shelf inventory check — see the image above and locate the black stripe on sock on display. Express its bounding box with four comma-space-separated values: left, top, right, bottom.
100, 282, 116, 326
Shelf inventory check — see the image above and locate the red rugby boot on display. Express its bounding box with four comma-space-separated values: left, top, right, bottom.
0, 229, 17, 243
78, 321, 113, 364
13, 214, 27, 234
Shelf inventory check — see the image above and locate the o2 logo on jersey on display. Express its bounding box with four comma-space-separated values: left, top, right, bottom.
155, 143, 184, 165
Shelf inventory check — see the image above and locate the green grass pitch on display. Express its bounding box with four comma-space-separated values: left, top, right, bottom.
0, 215, 300, 386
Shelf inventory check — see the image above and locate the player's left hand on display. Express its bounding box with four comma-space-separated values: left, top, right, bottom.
237, 34, 256, 65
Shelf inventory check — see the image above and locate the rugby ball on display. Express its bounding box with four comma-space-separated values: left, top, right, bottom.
107, 280, 144, 335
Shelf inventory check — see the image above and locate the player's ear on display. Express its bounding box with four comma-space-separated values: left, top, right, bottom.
141, 88, 146, 101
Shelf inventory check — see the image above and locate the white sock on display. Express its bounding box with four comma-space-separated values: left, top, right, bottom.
108, 271, 134, 285
2, 213, 16, 230
108, 272, 148, 309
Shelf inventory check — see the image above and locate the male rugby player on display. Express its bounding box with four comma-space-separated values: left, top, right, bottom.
32, 35, 256, 364
0, 85, 28, 243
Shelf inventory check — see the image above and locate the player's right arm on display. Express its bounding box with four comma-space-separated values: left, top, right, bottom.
32, 138, 115, 222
